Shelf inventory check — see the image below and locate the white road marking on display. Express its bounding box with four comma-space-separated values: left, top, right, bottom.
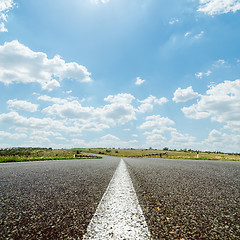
83, 159, 151, 240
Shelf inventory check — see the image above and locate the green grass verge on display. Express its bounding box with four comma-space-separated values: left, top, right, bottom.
0, 156, 102, 163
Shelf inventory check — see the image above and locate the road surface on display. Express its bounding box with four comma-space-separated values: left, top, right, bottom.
1, 156, 239, 239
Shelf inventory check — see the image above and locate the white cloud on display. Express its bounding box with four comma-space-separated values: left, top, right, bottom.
0, 22, 7, 32
138, 95, 168, 105
42, 93, 137, 126
104, 93, 135, 104
195, 70, 212, 79
169, 131, 196, 145
206, 129, 224, 142
30, 136, 50, 143
29, 130, 61, 137
182, 79, 240, 132
169, 18, 179, 25
135, 77, 145, 85
0, 0, 15, 12
100, 93, 136, 124
101, 134, 120, 141
194, 30, 204, 39
0, 0, 15, 32
137, 103, 153, 113
213, 59, 226, 68
38, 95, 68, 104
0, 130, 27, 140
198, 0, 240, 15
182, 104, 210, 119
100, 101, 136, 124
184, 31, 204, 40
172, 86, 199, 103
0, 111, 88, 135
0, 40, 92, 90
200, 129, 240, 152
143, 127, 197, 150
64, 90, 72, 94
42, 100, 94, 119
7, 99, 38, 112
139, 115, 175, 130
137, 95, 168, 113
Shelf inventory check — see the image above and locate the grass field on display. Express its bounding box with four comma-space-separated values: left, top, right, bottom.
79, 148, 240, 161
1, 147, 240, 163
0, 148, 101, 163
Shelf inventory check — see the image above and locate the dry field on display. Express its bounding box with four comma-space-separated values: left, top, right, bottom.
0, 148, 101, 163
79, 148, 240, 161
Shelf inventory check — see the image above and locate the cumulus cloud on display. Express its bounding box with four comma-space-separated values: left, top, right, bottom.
0, 40, 92, 90
0, 111, 93, 135
100, 103, 136, 124
139, 115, 175, 130
138, 95, 168, 105
200, 129, 240, 152
182, 79, 240, 132
101, 134, 120, 141
104, 93, 135, 104
100, 93, 136, 124
0, 130, 27, 140
42, 93, 136, 125
0, 0, 15, 32
38, 95, 68, 104
173, 86, 199, 103
143, 127, 196, 150
137, 95, 168, 113
169, 131, 196, 145
182, 104, 210, 119
135, 77, 145, 85
198, 0, 240, 15
7, 99, 38, 112
42, 100, 94, 119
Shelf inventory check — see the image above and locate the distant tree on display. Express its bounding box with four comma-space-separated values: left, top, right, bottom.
163, 147, 169, 151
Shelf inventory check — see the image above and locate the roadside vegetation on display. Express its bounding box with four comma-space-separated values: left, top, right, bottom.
80, 147, 240, 161
0, 148, 101, 163
1, 147, 240, 163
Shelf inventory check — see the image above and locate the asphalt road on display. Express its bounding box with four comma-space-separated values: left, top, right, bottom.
1, 156, 240, 239
125, 158, 240, 240
0, 157, 120, 240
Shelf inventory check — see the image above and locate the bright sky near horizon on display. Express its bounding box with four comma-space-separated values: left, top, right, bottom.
0, 0, 240, 152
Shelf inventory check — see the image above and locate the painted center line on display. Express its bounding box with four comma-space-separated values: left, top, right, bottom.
83, 159, 151, 240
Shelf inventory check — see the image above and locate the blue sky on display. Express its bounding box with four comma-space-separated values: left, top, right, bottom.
0, 0, 240, 152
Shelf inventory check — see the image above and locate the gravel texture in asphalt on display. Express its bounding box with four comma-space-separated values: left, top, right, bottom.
125, 158, 240, 240
1, 157, 240, 240
0, 157, 119, 240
